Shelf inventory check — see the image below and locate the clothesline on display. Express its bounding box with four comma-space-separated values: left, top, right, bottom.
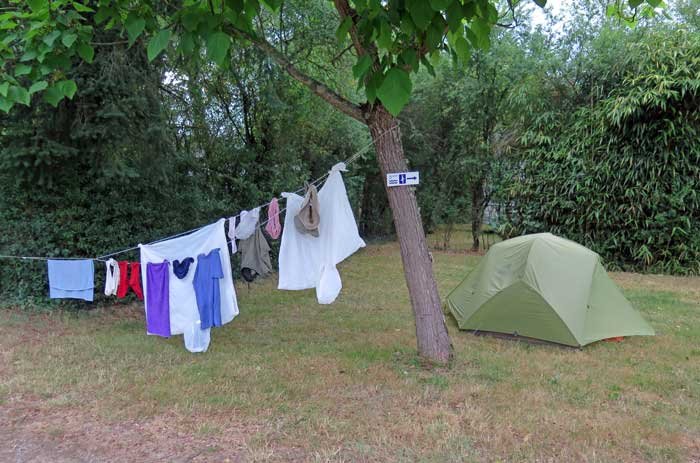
0, 124, 398, 263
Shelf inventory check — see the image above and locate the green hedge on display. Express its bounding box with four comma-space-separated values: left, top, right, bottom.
509, 30, 700, 274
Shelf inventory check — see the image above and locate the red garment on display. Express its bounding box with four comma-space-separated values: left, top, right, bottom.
116, 261, 144, 300
129, 262, 143, 300
117, 261, 130, 298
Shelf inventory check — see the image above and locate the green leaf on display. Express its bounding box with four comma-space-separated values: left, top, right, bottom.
15, 64, 32, 76
646, 0, 661, 6
95, 6, 114, 24
43, 30, 61, 47
0, 96, 13, 113
180, 32, 196, 55
446, 1, 464, 32
43, 86, 64, 106
462, 2, 476, 20
352, 54, 373, 79
77, 43, 94, 63
454, 35, 471, 61
71, 2, 95, 13
533, 0, 547, 7
28, 80, 48, 94
376, 67, 412, 116
0, 82, 8, 97
399, 48, 419, 71
336, 16, 352, 42
484, 3, 499, 23
377, 20, 392, 50
0, 20, 18, 30
429, 0, 451, 10
244, 0, 260, 20
470, 18, 491, 49
8, 85, 30, 106
125, 15, 146, 46
406, 0, 436, 30
61, 32, 78, 48
426, 22, 444, 50
365, 70, 384, 104
400, 16, 416, 35
260, 0, 282, 11
147, 29, 171, 62
20, 50, 38, 62
420, 55, 435, 76
58, 79, 77, 99
181, 10, 201, 32
206, 31, 231, 66
26, 0, 48, 12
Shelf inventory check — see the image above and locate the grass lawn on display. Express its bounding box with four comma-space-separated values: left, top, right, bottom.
1, 241, 699, 462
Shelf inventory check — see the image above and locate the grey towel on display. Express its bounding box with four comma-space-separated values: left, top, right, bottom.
239, 225, 272, 278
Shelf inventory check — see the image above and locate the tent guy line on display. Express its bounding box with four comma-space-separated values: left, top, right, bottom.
0, 125, 399, 263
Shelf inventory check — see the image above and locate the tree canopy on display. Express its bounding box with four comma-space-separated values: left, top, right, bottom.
0, 0, 664, 117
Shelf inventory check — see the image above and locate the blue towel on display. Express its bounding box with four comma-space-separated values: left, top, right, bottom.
47, 259, 95, 302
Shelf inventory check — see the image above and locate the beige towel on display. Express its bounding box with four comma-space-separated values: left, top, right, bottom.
294, 183, 320, 237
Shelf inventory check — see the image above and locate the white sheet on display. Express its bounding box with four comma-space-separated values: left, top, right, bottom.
278, 163, 365, 303
139, 219, 238, 348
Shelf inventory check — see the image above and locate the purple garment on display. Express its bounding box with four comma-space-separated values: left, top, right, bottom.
146, 260, 171, 337
193, 248, 224, 330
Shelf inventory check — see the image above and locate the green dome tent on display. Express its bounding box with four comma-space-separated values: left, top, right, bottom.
446, 233, 654, 347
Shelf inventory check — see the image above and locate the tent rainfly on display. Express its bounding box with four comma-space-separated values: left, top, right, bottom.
446, 233, 655, 347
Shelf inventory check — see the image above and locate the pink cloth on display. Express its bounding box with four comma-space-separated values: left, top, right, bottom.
265, 197, 282, 239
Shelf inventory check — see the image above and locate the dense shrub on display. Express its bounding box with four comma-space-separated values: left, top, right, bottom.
509, 30, 700, 274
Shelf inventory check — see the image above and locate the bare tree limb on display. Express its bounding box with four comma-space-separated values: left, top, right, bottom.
332, 43, 354, 65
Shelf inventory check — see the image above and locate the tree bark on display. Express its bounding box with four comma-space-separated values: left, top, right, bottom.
367, 107, 453, 365
471, 177, 486, 251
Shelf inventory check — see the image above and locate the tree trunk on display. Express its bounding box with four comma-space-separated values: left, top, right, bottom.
471, 177, 485, 251
367, 106, 453, 365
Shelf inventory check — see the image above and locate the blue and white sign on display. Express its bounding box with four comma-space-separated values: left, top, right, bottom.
387, 171, 420, 187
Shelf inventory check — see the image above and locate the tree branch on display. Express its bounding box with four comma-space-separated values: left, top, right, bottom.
223, 25, 364, 123
333, 0, 380, 71
331, 43, 354, 65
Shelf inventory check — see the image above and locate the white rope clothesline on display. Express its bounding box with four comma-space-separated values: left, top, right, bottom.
0, 125, 399, 263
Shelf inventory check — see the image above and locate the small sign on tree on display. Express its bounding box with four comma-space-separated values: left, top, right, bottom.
387, 172, 420, 187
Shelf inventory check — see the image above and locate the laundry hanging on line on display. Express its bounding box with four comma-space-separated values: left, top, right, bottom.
139, 218, 238, 353
193, 248, 225, 330
235, 208, 260, 240
47, 259, 95, 302
104, 258, 120, 296
278, 162, 366, 304
265, 197, 282, 239
239, 223, 272, 282
227, 217, 237, 254
20, 136, 387, 353
294, 183, 321, 237
173, 257, 194, 279
117, 261, 143, 300
145, 260, 171, 337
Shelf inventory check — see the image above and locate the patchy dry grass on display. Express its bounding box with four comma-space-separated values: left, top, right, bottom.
1, 241, 699, 462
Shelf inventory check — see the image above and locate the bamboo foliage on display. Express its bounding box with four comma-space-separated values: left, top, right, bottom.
510, 30, 700, 274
